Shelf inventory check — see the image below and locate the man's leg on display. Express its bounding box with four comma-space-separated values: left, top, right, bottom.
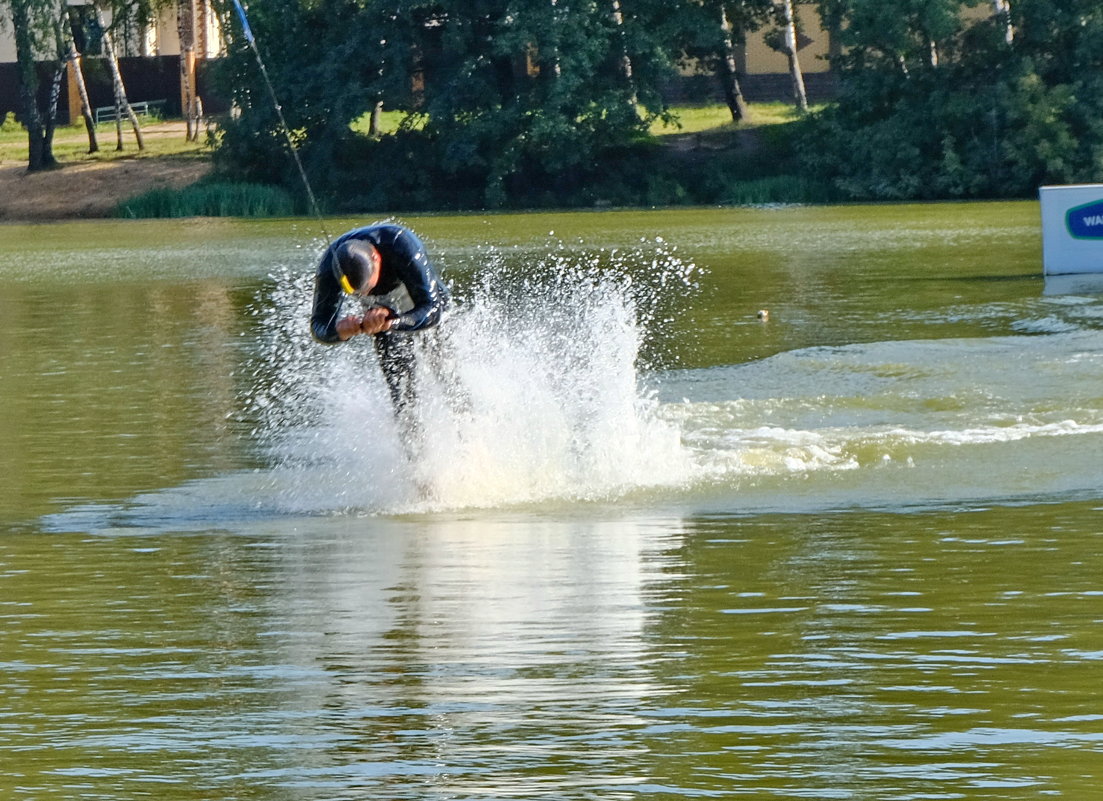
423, 327, 470, 416
373, 332, 428, 471
373, 331, 417, 416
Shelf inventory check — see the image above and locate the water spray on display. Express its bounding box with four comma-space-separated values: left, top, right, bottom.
230, 0, 330, 241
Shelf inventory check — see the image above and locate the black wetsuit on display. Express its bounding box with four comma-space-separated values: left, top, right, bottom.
310, 223, 450, 412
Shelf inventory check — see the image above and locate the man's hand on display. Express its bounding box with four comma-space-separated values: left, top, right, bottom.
359, 307, 394, 335
336, 315, 364, 340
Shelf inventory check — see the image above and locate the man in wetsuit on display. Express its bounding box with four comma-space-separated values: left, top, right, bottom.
310, 222, 450, 415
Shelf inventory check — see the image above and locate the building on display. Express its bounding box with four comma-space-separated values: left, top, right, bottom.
0, 0, 221, 125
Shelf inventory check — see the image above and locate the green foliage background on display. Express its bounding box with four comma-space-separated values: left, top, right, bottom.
204, 0, 1103, 211
800, 0, 1103, 200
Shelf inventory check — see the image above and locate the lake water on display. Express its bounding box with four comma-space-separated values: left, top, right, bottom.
2, 203, 1102, 799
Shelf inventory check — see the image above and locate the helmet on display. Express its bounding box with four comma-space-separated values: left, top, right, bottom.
332, 241, 375, 294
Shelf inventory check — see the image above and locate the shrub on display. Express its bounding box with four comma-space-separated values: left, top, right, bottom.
115, 181, 297, 218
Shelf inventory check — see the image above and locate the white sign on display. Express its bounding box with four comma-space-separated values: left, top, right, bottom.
1040, 184, 1103, 275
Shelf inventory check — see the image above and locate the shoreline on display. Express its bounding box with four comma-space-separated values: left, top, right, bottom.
0, 121, 211, 223
0, 157, 212, 222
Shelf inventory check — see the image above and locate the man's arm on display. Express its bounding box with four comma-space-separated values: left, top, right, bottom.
310, 249, 362, 343
310, 266, 342, 342
386, 232, 449, 332
311, 243, 393, 342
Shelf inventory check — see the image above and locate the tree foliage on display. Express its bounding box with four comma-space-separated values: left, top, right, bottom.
1, 0, 62, 170
211, 0, 771, 210
207, 0, 1103, 208
0, 0, 177, 169
801, 0, 1103, 199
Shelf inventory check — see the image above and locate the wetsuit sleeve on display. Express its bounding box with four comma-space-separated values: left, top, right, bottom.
386, 232, 449, 332
310, 246, 345, 344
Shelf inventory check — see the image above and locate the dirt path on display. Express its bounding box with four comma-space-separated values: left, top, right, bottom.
0, 122, 211, 222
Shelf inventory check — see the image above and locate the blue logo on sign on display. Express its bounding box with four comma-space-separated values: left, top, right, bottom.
1066, 200, 1103, 239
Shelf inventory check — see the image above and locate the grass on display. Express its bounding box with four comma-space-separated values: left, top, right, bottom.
3, 104, 824, 216
650, 101, 821, 136
114, 180, 296, 218
2, 103, 811, 164
343, 102, 817, 140
0, 112, 209, 165
348, 108, 418, 137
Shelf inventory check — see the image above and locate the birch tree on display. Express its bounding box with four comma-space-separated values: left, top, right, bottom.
93, 1, 145, 150
610, 0, 636, 102
41, 12, 66, 153
993, 0, 1013, 45
772, 0, 808, 111
58, 7, 99, 153
669, 1, 773, 123
177, 0, 200, 141
718, 4, 751, 121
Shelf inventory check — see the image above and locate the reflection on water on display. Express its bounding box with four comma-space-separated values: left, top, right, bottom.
1043, 272, 1103, 296
3, 507, 1102, 799
3, 205, 1103, 799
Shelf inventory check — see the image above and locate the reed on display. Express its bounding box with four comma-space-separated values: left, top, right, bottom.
115, 181, 297, 218
721, 175, 836, 206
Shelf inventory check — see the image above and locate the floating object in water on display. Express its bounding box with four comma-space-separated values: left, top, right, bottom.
1040, 183, 1103, 275
757, 309, 770, 321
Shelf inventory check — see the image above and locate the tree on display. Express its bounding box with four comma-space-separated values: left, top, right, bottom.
59, 4, 99, 154
801, 0, 1103, 200
408, 0, 664, 204
669, 0, 775, 123
63, 35, 99, 153
212, 0, 680, 209
771, 0, 808, 111
2, 0, 60, 170
609, 0, 636, 102
93, 1, 145, 151
177, 0, 200, 142
717, 3, 751, 121
992, 0, 1012, 45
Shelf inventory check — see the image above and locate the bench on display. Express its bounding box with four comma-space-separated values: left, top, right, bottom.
94, 99, 167, 125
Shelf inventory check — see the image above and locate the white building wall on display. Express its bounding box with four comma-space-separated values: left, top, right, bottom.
0, 1, 220, 63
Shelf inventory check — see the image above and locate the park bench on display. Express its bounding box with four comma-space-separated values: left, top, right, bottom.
93, 99, 167, 125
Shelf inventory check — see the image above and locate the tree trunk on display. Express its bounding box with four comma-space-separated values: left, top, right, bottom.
67, 43, 99, 153
177, 0, 201, 142
44, 44, 66, 157
718, 6, 750, 123
188, 0, 202, 138
96, 5, 145, 151
9, 0, 57, 170
540, 0, 563, 87
993, 0, 1014, 44
179, 51, 196, 143
57, 5, 98, 154
776, 0, 808, 112
610, 0, 636, 105
368, 100, 383, 136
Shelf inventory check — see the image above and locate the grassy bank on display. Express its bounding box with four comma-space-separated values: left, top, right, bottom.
338, 101, 828, 211
346, 101, 816, 139
3, 103, 820, 218
0, 112, 209, 165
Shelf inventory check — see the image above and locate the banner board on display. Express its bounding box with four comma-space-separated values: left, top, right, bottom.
1040, 184, 1103, 275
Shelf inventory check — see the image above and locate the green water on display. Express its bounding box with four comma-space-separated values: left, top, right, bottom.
3, 203, 1102, 799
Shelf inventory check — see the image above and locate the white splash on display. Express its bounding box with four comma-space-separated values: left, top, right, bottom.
245, 241, 700, 514
230, 244, 1103, 518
